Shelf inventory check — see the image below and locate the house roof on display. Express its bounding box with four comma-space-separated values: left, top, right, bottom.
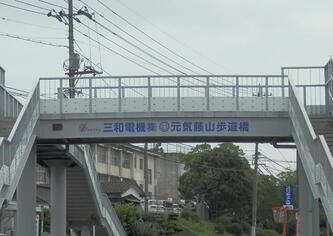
100, 175, 145, 197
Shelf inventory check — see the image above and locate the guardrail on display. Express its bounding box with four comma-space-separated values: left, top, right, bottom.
39, 75, 332, 114
39, 75, 290, 113
83, 145, 126, 236
289, 78, 333, 226
0, 82, 40, 206
0, 85, 22, 118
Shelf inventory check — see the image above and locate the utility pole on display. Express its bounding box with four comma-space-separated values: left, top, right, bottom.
144, 143, 149, 214
67, 0, 75, 98
48, 0, 102, 98
251, 143, 259, 236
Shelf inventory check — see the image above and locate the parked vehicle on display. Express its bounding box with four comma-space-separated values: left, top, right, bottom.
172, 204, 182, 214
148, 204, 158, 213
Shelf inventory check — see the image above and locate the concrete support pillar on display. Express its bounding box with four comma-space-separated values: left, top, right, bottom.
297, 154, 320, 236
119, 149, 123, 177
50, 162, 67, 236
81, 225, 91, 236
16, 146, 36, 236
130, 153, 134, 179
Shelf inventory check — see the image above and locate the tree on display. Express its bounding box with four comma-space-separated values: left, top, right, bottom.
256, 170, 297, 231
178, 143, 253, 220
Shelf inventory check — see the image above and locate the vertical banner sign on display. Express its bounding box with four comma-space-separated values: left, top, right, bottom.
283, 185, 293, 209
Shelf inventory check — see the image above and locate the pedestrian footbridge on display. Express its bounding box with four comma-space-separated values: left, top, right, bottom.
1, 60, 333, 235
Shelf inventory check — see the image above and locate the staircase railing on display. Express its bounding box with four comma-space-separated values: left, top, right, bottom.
0, 82, 40, 206
0, 85, 22, 119
79, 145, 126, 236
289, 78, 333, 227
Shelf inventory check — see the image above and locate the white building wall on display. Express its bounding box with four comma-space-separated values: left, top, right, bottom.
94, 144, 182, 200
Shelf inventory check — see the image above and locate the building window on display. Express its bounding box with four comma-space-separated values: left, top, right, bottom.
147, 169, 152, 184
123, 153, 131, 169
148, 192, 152, 199
140, 159, 143, 170
111, 150, 120, 166
134, 157, 137, 169
97, 146, 107, 163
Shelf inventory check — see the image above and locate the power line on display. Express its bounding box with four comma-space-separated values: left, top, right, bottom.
0, 32, 68, 48
0, 2, 46, 15
109, 0, 234, 73
12, 0, 50, 11
78, 21, 225, 96
79, 4, 232, 95
75, 29, 159, 74
78, 0, 200, 75
96, 0, 215, 75
37, 0, 66, 9
0, 17, 64, 31
93, 20, 192, 75
78, 22, 174, 74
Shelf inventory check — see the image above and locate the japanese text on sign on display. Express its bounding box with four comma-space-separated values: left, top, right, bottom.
103, 121, 249, 133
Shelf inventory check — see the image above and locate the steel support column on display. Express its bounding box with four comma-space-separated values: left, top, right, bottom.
50, 161, 67, 236
16, 146, 36, 236
297, 154, 320, 236
81, 225, 91, 236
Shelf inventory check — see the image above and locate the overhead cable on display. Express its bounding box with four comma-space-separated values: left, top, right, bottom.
0, 32, 68, 48
0, 2, 46, 15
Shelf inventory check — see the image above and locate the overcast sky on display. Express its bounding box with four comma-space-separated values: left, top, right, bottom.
1, 0, 332, 173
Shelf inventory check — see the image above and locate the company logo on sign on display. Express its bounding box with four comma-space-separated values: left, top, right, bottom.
79, 123, 102, 133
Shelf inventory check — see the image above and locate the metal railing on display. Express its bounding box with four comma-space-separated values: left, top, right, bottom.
0, 85, 22, 118
82, 145, 126, 236
0, 82, 40, 205
282, 66, 329, 114
39, 75, 291, 113
39, 74, 333, 115
289, 78, 333, 227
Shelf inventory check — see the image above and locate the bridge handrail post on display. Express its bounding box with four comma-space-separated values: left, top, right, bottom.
206, 77, 210, 111
265, 76, 269, 111
59, 78, 63, 114
148, 77, 151, 112
281, 68, 285, 97
89, 77, 92, 113
118, 78, 122, 112
236, 76, 239, 111
177, 77, 180, 112
303, 86, 307, 108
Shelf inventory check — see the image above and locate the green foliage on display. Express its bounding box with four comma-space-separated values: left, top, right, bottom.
257, 170, 297, 229
114, 203, 140, 234
43, 208, 50, 233
156, 213, 182, 235
131, 221, 158, 236
239, 221, 251, 233
179, 143, 253, 219
225, 223, 243, 236
177, 217, 218, 236
215, 215, 232, 225
214, 223, 225, 234
181, 209, 200, 222
256, 228, 280, 236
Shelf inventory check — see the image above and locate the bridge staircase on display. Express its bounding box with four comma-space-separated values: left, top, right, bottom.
0, 83, 125, 235
38, 144, 126, 236
310, 115, 333, 153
